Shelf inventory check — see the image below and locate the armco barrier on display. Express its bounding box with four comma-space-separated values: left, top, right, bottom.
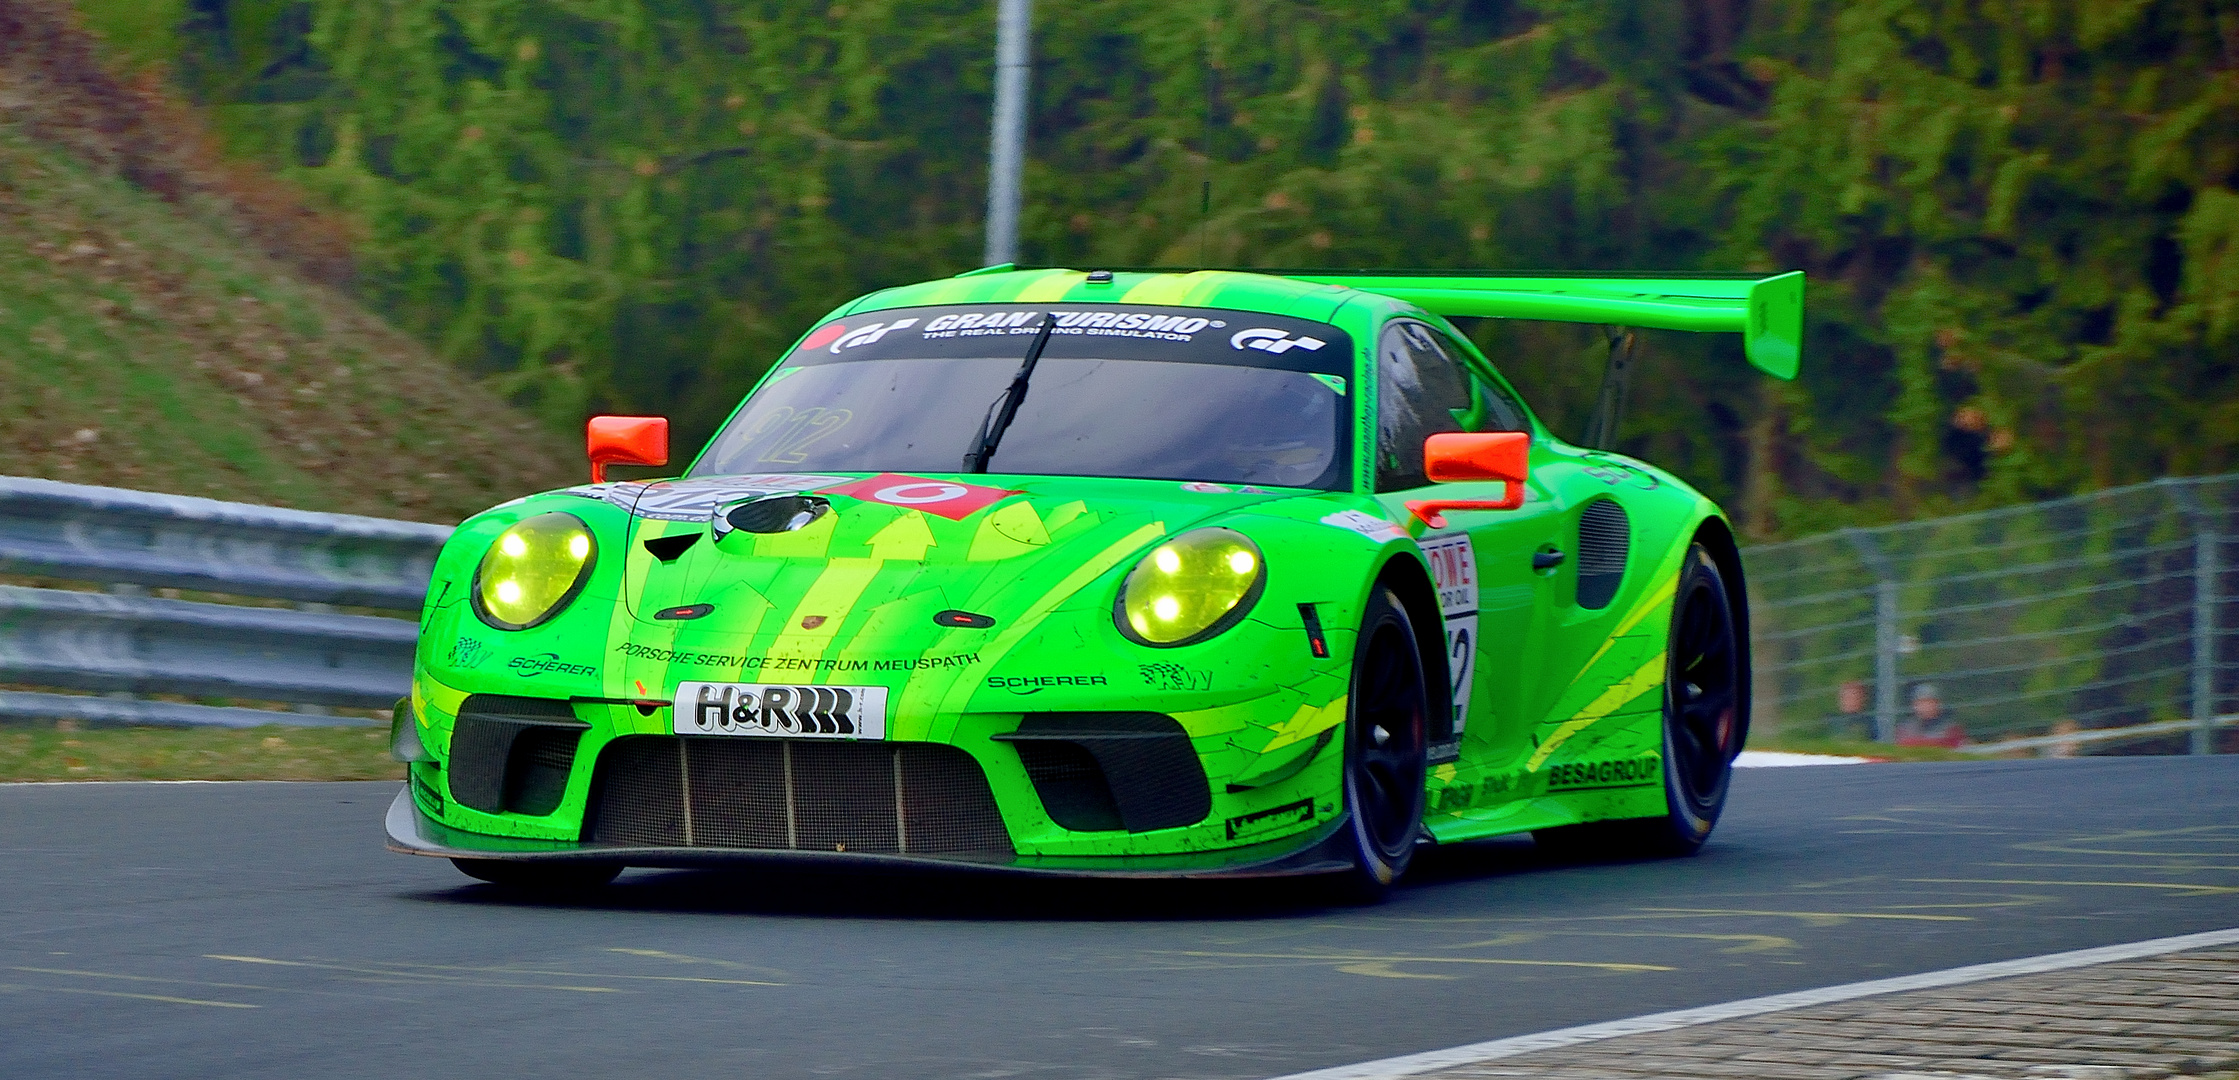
0, 476, 449, 728
1, 472, 2228, 746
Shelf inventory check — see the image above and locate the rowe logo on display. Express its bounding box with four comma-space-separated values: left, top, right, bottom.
1230, 328, 1327, 354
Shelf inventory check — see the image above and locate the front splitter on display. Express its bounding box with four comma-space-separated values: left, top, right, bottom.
383, 787, 1355, 880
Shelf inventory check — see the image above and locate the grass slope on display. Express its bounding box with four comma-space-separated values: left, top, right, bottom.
0, 128, 580, 522
0, 724, 400, 781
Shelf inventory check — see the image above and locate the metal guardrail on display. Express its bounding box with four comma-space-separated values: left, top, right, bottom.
1, 471, 2227, 748
0, 477, 449, 728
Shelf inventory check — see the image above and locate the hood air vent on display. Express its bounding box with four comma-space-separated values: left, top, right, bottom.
643, 532, 701, 562
718, 494, 831, 536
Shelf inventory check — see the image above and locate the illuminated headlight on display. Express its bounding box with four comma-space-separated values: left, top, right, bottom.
472, 512, 596, 631
1115, 528, 1266, 647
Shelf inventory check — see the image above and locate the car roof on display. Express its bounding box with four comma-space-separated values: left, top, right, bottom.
837, 268, 1400, 327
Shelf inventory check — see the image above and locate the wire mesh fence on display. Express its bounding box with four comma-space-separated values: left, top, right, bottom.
1745, 474, 2237, 752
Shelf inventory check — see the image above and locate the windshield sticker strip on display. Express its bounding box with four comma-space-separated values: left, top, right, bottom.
787, 302, 1350, 374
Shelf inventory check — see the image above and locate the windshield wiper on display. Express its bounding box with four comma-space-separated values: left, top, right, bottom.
961, 313, 1057, 473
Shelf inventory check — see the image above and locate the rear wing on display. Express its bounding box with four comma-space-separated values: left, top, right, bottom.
1279, 270, 1803, 380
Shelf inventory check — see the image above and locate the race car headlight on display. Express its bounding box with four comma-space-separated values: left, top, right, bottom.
472, 512, 596, 631
1116, 528, 1266, 647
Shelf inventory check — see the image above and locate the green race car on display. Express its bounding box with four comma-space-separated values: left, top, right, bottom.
385, 265, 1803, 897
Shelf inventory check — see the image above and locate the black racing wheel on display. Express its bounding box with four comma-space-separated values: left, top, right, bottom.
1335, 585, 1430, 901
451, 858, 622, 893
1536, 541, 1745, 860
1648, 542, 1745, 854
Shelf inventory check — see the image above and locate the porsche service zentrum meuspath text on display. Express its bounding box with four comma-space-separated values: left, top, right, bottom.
386, 265, 1803, 898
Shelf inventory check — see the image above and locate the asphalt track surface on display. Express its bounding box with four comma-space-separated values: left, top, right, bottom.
4, 758, 2236, 1080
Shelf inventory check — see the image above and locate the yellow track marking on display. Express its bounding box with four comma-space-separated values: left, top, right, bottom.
9, 966, 270, 990
1163, 950, 1671, 975
41, 986, 257, 1008
378, 961, 783, 986
1906, 878, 2239, 896
203, 955, 621, 993
1628, 907, 1973, 924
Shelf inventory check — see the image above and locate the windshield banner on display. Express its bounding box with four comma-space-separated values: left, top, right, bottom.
786, 304, 1352, 375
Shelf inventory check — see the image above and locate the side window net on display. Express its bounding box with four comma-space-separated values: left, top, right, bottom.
1376, 322, 1476, 491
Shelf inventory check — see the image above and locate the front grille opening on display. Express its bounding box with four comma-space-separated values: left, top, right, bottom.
998, 713, 1212, 833
584, 737, 1012, 856
506, 727, 583, 816
1014, 741, 1123, 832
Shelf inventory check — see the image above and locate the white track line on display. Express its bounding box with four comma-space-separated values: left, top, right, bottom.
1267, 926, 2239, 1080
1734, 750, 1876, 767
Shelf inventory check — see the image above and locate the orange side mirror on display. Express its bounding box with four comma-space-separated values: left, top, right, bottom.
586, 415, 669, 483
1406, 431, 1531, 528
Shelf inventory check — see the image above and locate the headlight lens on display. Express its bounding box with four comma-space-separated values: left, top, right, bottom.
1115, 528, 1266, 646
472, 512, 597, 630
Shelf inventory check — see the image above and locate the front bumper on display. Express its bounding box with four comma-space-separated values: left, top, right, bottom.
385, 786, 1354, 879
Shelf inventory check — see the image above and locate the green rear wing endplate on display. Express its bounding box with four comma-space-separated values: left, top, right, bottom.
1283, 270, 1804, 380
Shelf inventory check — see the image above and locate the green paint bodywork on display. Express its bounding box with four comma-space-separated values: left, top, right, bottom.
402, 267, 1800, 871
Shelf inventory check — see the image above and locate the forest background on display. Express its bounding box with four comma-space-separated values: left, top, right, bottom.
67, 0, 2239, 538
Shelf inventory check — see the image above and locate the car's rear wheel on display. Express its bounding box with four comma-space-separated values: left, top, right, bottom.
450, 858, 622, 893
1334, 585, 1430, 902
1536, 542, 1742, 860
1649, 543, 1744, 853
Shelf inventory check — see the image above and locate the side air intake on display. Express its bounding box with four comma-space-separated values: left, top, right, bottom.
447, 695, 588, 816
1575, 498, 1631, 610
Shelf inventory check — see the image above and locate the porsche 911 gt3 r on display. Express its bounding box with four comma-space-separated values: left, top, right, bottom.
386, 265, 1804, 898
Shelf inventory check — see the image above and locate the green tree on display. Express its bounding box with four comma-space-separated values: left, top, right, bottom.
104, 0, 2239, 533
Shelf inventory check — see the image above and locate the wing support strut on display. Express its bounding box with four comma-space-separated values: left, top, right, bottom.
1582, 327, 1638, 450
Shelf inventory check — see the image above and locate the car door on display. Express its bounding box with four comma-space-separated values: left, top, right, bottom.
1371, 319, 1571, 770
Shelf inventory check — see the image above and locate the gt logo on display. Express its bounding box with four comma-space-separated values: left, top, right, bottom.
828, 319, 919, 353
1230, 328, 1327, 354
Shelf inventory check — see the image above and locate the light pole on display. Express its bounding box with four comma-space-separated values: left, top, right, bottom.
984, 0, 1031, 267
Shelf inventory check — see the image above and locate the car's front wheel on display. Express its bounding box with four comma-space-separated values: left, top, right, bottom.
450, 858, 622, 893
1334, 585, 1430, 902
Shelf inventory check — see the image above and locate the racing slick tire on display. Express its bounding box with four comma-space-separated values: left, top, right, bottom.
451, 858, 623, 893
1535, 542, 1743, 860
1331, 585, 1431, 903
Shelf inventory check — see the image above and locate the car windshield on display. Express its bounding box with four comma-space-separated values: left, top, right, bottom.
693, 304, 1352, 489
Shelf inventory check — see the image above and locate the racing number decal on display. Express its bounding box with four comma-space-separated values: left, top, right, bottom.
1419, 533, 1478, 738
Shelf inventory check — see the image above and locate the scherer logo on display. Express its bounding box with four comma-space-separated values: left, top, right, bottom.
987, 674, 1109, 695
507, 653, 595, 678
1230, 328, 1327, 354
